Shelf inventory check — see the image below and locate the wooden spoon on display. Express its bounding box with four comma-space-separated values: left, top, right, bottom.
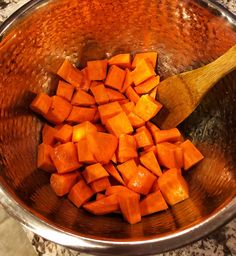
155, 45, 236, 129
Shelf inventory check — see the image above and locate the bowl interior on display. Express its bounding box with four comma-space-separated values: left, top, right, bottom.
0, 0, 236, 243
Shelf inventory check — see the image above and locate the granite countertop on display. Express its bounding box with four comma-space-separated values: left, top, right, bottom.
0, 0, 236, 255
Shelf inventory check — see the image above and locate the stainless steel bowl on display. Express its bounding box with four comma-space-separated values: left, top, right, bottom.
0, 0, 236, 255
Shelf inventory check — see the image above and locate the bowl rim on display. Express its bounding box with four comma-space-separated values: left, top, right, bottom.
0, 0, 236, 255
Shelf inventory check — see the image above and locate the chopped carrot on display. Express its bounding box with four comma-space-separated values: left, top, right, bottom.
72, 121, 97, 142
77, 138, 96, 164
98, 101, 123, 124
150, 179, 159, 192
57, 59, 83, 88
117, 134, 138, 163
132, 52, 158, 69
121, 101, 135, 114
149, 86, 158, 99
37, 143, 56, 172
96, 193, 106, 200
140, 191, 168, 216
87, 132, 118, 164
117, 159, 138, 184
118, 191, 141, 224
127, 165, 156, 195
55, 124, 73, 143
90, 83, 110, 105
50, 172, 80, 196
108, 54, 131, 68
80, 67, 91, 91
30, 93, 52, 116
143, 145, 157, 155
125, 86, 140, 103
118, 99, 130, 105
94, 123, 107, 132
134, 76, 160, 94
111, 153, 117, 163
68, 179, 94, 208
71, 89, 95, 106
87, 60, 107, 80
122, 69, 133, 93
90, 81, 104, 88
106, 185, 140, 198
44, 95, 72, 124
66, 106, 96, 123
50, 142, 82, 173
133, 95, 162, 121
106, 111, 133, 137
105, 65, 126, 91
106, 88, 126, 102
104, 162, 125, 185
140, 151, 162, 177
146, 121, 160, 140
180, 140, 204, 170
93, 107, 100, 123
174, 146, 184, 169
82, 163, 109, 184
90, 177, 111, 193
134, 126, 153, 148
153, 128, 182, 144
158, 168, 189, 205
56, 81, 74, 101
83, 194, 119, 215
131, 59, 156, 85
127, 112, 145, 128
42, 124, 57, 146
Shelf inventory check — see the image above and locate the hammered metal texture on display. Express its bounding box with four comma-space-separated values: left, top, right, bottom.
0, 0, 236, 241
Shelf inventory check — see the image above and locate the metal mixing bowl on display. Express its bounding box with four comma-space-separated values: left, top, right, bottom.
0, 0, 236, 255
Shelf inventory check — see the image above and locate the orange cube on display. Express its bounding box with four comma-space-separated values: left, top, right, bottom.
80, 67, 91, 91
132, 52, 158, 69
37, 143, 55, 172
72, 121, 97, 142
108, 54, 131, 68
140, 151, 162, 177
90, 177, 111, 193
30, 93, 52, 116
127, 112, 145, 128
131, 59, 156, 85
125, 86, 140, 103
82, 163, 109, 184
180, 140, 204, 170
143, 145, 157, 155
134, 126, 153, 148
146, 121, 160, 138
68, 179, 94, 208
106, 88, 126, 102
98, 101, 123, 124
87, 60, 107, 80
104, 162, 125, 185
106, 111, 133, 137
158, 168, 189, 205
134, 95, 162, 121
44, 95, 72, 124
56, 81, 74, 101
57, 59, 83, 88
122, 69, 134, 93
121, 101, 135, 114
42, 124, 57, 145
117, 159, 138, 184
77, 138, 96, 164
55, 124, 73, 143
153, 128, 182, 144
71, 89, 95, 106
90, 83, 110, 105
67, 106, 96, 123
150, 179, 160, 192
105, 185, 140, 198
134, 76, 160, 94
149, 86, 158, 99
50, 142, 81, 173
96, 193, 106, 200
105, 65, 126, 91
117, 134, 138, 163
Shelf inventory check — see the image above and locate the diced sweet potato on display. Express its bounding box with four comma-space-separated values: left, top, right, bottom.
149, 86, 158, 99
30, 93, 52, 116
82, 163, 109, 184
71, 89, 95, 106
140, 151, 162, 177
121, 101, 135, 115
98, 101, 123, 124
143, 145, 157, 155
106, 88, 126, 102
80, 67, 91, 91
125, 86, 140, 103
50, 172, 80, 196
90, 83, 110, 105
105, 65, 126, 91
111, 153, 117, 164
72, 121, 97, 142
57, 59, 83, 88
134, 126, 154, 148
83, 194, 119, 215
87, 60, 107, 80
50, 142, 82, 173
44, 95, 72, 124
158, 168, 189, 205
93, 107, 100, 123
56, 81, 74, 101
134, 76, 160, 94
106, 112, 133, 137
68, 179, 94, 208
146, 121, 160, 140
104, 162, 125, 185
96, 193, 106, 200
117, 134, 138, 163
90, 177, 111, 193
132, 52, 158, 69
117, 159, 138, 184
180, 140, 204, 170
66, 106, 96, 123
42, 124, 57, 146
77, 138, 96, 164
37, 143, 56, 172
153, 128, 182, 144
150, 179, 159, 192
108, 54, 131, 68
127, 165, 156, 195
122, 69, 133, 93
140, 191, 168, 216
127, 112, 145, 128
106, 185, 140, 199
133, 95, 162, 121
55, 124, 73, 143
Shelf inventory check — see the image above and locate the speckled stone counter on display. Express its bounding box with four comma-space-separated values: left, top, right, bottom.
0, 1, 236, 255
